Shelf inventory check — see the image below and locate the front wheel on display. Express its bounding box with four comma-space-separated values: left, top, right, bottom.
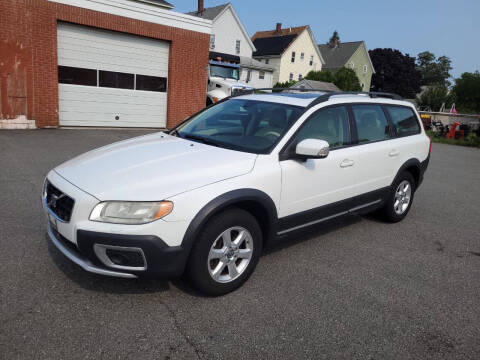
381, 171, 416, 223
186, 209, 262, 296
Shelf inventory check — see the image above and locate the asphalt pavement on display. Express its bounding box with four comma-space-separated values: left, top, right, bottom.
0, 129, 479, 359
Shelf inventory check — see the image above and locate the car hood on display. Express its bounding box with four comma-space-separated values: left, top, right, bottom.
54, 132, 257, 201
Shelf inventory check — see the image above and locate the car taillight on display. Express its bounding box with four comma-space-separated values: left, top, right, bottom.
428, 137, 432, 154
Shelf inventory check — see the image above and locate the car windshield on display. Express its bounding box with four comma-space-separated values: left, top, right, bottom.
210, 65, 239, 80
174, 99, 304, 154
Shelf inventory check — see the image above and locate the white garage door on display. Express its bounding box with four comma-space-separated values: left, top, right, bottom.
57, 22, 169, 127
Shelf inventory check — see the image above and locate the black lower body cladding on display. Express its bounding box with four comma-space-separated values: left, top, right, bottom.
76, 230, 189, 278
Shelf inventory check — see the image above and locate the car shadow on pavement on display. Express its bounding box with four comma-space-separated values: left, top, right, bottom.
265, 215, 363, 255
45, 215, 366, 297
45, 234, 176, 295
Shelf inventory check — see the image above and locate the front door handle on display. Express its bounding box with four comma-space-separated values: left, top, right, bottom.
389, 149, 400, 157
340, 159, 355, 168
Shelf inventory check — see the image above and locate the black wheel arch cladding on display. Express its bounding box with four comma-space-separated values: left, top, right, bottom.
181, 188, 278, 256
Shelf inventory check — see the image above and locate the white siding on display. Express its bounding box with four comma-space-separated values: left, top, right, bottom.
57, 23, 169, 128
48, 0, 212, 34
211, 7, 253, 57
239, 68, 273, 89
278, 30, 322, 83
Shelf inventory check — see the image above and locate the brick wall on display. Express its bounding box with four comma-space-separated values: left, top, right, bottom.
0, 0, 209, 128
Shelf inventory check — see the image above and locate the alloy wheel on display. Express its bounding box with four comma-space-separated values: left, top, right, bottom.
394, 180, 412, 215
207, 226, 253, 283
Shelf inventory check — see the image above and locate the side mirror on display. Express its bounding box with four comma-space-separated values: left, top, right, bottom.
295, 139, 330, 160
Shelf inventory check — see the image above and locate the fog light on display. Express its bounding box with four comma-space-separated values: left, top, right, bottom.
93, 244, 147, 271
106, 249, 144, 267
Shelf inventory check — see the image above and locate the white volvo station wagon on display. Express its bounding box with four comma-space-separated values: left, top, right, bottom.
43, 91, 430, 295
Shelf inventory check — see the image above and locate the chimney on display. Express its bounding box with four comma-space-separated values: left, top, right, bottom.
331, 37, 339, 48
275, 23, 282, 33
198, 0, 204, 13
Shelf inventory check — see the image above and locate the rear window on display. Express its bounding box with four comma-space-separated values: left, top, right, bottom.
385, 106, 421, 136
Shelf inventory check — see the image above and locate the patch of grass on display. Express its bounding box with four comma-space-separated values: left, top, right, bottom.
426, 130, 480, 148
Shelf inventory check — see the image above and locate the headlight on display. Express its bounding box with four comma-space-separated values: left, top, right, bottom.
89, 201, 173, 224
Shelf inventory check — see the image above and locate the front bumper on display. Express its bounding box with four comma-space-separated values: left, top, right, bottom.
47, 223, 189, 279
47, 224, 136, 278
44, 170, 191, 279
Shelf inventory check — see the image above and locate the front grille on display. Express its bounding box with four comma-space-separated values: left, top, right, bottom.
45, 181, 75, 222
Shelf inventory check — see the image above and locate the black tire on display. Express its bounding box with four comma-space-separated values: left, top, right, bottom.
186, 208, 263, 296
206, 97, 213, 107
381, 171, 416, 223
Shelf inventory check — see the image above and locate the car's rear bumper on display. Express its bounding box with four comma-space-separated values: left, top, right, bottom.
418, 154, 430, 188
47, 223, 189, 279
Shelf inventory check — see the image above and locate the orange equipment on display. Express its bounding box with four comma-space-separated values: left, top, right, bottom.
445, 121, 465, 139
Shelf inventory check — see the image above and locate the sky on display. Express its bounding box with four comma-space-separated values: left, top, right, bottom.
174, 0, 479, 79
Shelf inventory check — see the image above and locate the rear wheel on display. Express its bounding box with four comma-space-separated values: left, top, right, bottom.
381, 171, 416, 223
186, 209, 262, 296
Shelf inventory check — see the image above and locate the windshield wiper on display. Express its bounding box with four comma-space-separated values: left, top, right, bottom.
181, 133, 220, 147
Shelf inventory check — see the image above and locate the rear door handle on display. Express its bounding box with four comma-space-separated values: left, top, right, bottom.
340, 159, 355, 168
389, 149, 400, 157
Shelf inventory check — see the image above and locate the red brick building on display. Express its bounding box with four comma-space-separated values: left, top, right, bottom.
0, 0, 211, 129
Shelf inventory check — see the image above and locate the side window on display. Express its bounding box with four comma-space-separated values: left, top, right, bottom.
352, 105, 390, 143
295, 106, 350, 149
385, 106, 421, 136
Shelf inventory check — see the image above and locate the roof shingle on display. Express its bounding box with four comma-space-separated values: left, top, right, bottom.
186, 3, 229, 20
317, 41, 363, 69
252, 34, 297, 57
251, 26, 307, 41
139, 0, 173, 9
291, 79, 340, 92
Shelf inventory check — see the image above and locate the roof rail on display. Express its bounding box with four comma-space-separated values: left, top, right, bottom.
231, 88, 403, 102
230, 87, 328, 97
306, 91, 403, 109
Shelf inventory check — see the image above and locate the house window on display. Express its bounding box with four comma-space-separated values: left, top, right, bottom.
259, 71, 265, 80
289, 73, 294, 81
349, 62, 355, 69
291, 52, 295, 63
363, 64, 368, 74
300, 52, 305, 60
246, 69, 251, 83
310, 55, 314, 66
235, 40, 241, 54
210, 34, 215, 49
298, 74, 303, 81
265, 58, 270, 65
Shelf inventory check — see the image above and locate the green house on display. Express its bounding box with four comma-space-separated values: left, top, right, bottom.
318, 41, 375, 91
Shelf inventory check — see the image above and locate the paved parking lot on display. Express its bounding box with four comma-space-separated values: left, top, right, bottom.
1, 129, 479, 359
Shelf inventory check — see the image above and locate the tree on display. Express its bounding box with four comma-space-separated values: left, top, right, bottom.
273, 80, 297, 90
416, 85, 453, 112
333, 68, 361, 91
369, 48, 421, 98
305, 69, 360, 91
416, 51, 452, 87
452, 71, 480, 113
305, 70, 335, 83
328, 31, 340, 47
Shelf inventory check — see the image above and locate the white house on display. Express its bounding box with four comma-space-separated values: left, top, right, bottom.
252, 24, 324, 85
187, 1, 274, 88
